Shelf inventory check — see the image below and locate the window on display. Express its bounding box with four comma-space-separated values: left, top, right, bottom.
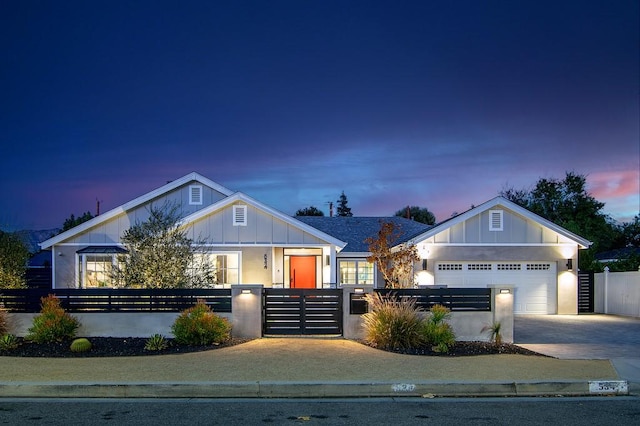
339, 260, 374, 285
80, 255, 117, 288
498, 263, 521, 270
233, 205, 247, 226
189, 185, 203, 205
468, 263, 492, 271
526, 263, 551, 270
489, 209, 503, 231
438, 263, 463, 271
191, 252, 240, 288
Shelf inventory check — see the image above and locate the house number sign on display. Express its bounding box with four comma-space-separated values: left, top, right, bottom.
264, 254, 268, 269
588, 381, 628, 394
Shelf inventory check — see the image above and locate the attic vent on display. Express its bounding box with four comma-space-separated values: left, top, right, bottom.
489, 210, 503, 231
233, 205, 247, 226
189, 185, 203, 205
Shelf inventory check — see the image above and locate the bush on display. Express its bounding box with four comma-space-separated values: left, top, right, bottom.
422, 304, 456, 353
481, 321, 502, 345
0, 334, 19, 351
26, 295, 80, 343
362, 292, 424, 350
171, 299, 231, 346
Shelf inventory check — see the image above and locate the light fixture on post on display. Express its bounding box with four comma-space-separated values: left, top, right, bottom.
241, 289, 252, 295
566, 258, 573, 271
422, 259, 428, 270
499, 288, 511, 294
354, 288, 364, 294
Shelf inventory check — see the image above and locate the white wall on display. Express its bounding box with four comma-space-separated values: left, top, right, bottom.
594, 270, 640, 318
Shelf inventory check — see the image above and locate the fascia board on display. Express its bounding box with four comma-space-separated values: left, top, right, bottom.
181, 192, 347, 250
40, 172, 234, 250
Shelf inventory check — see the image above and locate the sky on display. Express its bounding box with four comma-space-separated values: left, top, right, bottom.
1, 0, 638, 232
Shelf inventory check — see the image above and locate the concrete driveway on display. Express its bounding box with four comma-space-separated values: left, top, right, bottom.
514, 314, 640, 391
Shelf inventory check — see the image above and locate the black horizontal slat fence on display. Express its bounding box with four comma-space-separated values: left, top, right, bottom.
375, 288, 491, 311
0, 288, 232, 313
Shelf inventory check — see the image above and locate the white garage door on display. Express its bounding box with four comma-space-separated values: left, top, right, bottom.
435, 262, 557, 314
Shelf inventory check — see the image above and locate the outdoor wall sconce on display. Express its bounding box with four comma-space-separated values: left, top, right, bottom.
325, 255, 330, 266
499, 288, 511, 294
354, 288, 364, 293
566, 258, 573, 271
241, 289, 252, 294
422, 259, 428, 270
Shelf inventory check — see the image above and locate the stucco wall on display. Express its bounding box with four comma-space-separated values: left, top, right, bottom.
594, 270, 640, 317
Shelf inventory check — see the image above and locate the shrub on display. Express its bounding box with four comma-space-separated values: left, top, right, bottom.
0, 334, 19, 351
70, 337, 92, 353
362, 292, 424, 350
422, 304, 456, 353
171, 299, 231, 346
0, 309, 7, 335
144, 334, 169, 351
26, 295, 80, 343
481, 321, 502, 345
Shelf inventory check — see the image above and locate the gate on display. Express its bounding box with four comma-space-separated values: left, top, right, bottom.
263, 289, 343, 335
578, 271, 594, 313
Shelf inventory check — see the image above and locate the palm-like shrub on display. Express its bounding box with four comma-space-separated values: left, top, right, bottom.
171, 299, 231, 346
27, 295, 80, 343
422, 304, 456, 353
362, 292, 424, 350
481, 321, 502, 345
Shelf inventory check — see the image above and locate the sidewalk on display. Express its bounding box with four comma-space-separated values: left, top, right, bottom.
0, 338, 629, 398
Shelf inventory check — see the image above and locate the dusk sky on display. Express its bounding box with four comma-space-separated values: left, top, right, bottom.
1, 0, 638, 232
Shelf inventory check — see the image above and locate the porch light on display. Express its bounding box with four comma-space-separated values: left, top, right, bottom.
499, 288, 511, 294
241, 289, 252, 294
422, 259, 428, 270
566, 259, 573, 271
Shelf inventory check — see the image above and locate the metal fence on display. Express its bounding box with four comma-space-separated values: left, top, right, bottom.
0, 288, 232, 313
374, 288, 491, 311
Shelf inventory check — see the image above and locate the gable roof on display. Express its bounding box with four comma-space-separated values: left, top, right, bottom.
40, 172, 234, 249
296, 216, 431, 253
408, 196, 592, 248
181, 192, 347, 249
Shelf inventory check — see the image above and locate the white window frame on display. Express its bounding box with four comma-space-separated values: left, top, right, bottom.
189, 185, 203, 205
489, 209, 503, 231
338, 259, 375, 286
233, 205, 247, 226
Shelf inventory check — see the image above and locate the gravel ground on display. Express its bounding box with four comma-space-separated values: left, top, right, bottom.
0, 337, 543, 358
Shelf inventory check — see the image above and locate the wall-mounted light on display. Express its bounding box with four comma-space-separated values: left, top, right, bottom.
566, 258, 573, 271
354, 288, 364, 293
325, 255, 330, 266
422, 259, 428, 270
241, 289, 252, 294
499, 288, 511, 294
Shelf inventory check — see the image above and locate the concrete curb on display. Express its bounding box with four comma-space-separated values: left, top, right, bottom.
0, 380, 629, 399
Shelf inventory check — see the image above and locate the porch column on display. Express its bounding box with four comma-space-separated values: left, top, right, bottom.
231, 285, 263, 339
488, 285, 514, 344
341, 284, 374, 340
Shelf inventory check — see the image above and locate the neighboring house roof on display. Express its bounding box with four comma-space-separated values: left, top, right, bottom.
40, 172, 234, 250
296, 216, 431, 253
182, 192, 348, 250
595, 247, 640, 262
408, 196, 592, 248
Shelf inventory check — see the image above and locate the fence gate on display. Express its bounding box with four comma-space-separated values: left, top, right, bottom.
578, 271, 594, 313
263, 289, 343, 335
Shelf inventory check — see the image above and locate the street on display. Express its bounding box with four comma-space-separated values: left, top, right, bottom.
1, 397, 639, 425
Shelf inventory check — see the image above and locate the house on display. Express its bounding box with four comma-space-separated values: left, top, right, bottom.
39, 172, 591, 315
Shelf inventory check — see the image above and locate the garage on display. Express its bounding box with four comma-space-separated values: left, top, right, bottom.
434, 262, 557, 314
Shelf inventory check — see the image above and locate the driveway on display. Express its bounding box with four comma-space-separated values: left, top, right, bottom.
515, 314, 640, 390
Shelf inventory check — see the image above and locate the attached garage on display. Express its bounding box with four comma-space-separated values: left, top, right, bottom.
434, 262, 558, 314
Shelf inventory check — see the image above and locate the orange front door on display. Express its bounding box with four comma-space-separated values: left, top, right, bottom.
290, 256, 316, 289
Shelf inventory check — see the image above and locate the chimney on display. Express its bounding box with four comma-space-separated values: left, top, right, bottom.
329, 202, 334, 217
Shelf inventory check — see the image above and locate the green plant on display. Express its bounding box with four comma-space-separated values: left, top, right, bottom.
26, 295, 80, 343
362, 292, 425, 350
0, 309, 8, 335
422, 304, 456, 353
481, 321, 503, 345
144, 334, 169, 351
70, 337, 92, 353
171, 300, 231, 346
0, 333, 19, 350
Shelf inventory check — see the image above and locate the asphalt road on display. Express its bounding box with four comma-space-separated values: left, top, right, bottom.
1, 397, 639, 425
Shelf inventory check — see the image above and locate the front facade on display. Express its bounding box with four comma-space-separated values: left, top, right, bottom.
40, 173, 346, 290
40, 173, 590, 315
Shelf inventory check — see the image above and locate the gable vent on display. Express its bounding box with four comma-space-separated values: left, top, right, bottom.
233, 205, 247, 226
489, 210, 503, 231
189, 185, 203, 205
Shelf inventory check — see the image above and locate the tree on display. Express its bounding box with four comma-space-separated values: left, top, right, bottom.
60, 211, 94, 233
114, 203, 215, 288
336, 191, 353, 217
295, 206, 325, 216
365, 221, 420, 288
394, 206, 436, 225
0, 230, 29, 288
500, 171, 620, 270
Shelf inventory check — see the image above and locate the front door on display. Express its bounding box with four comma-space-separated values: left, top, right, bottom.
290, 256, 316, 288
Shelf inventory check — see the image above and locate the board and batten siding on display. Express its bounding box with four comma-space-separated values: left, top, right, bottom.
186, 203, 327, 246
